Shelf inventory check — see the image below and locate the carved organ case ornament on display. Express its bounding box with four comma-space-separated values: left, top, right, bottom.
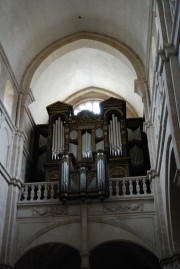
31, 98, 150, 199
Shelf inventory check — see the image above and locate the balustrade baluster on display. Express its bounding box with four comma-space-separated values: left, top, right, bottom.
30, 185, 35, 200
129, 179, 133, 195
37, 185, 41, 200
122, 180, 126, 196
136, 179, 140, 195
115, 180, 120, 197
18, 188, 23, 201
24, 185, 28, 201
142, 178, 146, 194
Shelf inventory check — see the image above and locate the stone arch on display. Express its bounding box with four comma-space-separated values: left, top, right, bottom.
3, 80, 14, 117
90, 240, 161, 269
21, 32, 147, 102
14, 242, 81, 269
88, 219, 158, 257
17, 220, 81, 261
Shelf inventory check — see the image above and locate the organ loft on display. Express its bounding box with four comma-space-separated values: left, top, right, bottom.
31, 97, 150, 200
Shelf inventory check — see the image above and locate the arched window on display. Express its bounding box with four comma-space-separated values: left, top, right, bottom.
74, 100, 101, 115
4, 80, 14, 117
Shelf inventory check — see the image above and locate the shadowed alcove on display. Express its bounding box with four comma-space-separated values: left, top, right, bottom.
90, 241, 161, 269
14, 243, 81, 269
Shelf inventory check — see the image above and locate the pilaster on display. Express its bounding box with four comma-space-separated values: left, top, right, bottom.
81, 203, 90, 269
10, 129, 26, 180
0, 182, 19, 267
153, 174, 171, 259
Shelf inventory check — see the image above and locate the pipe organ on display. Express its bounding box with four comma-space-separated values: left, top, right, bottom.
31, 97, 150, 200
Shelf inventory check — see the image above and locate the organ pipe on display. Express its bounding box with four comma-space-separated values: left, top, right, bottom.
97, 152, 105, 189
82, 131, 92, 158
52, 117, 65, 160
108, 114, 122, 156
61, 154, 69, 192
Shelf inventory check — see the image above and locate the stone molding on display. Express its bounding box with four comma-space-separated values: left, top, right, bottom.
0, 162, 11, 185
32, 205, 67, 217
0, 45, 20, 94
160, 253, 180, 269
0, 100, 16, 133
103, 202, 143, 214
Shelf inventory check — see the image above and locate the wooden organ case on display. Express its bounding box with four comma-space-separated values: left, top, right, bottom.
31, 97, 150, 200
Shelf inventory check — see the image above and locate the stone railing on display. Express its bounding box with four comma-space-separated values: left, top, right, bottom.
18, 176, 153, 203
18, 182, 59, 202
109, 176, 153, 199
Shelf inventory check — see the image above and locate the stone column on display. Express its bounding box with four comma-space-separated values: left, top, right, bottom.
0, 182, 20, 268
162, 60, 180, 167
10, 129, 26, 180
153, 175, 171, 259
80, 203, 90, 269
144, 121, 157, 170
0, 128, 25, 267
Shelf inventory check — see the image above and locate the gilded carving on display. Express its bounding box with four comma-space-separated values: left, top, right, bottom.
110, 167, 126, 177
48, 171, 59, 181
87, 172, 96, 184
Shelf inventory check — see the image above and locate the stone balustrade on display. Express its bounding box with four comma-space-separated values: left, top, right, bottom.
18, 176, 153, 202
109, 176, 153, 198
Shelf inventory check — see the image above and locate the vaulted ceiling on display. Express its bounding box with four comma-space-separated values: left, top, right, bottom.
0, 0, 152, 123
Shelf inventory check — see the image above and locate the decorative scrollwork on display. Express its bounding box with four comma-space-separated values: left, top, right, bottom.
33, 206, 67, 217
